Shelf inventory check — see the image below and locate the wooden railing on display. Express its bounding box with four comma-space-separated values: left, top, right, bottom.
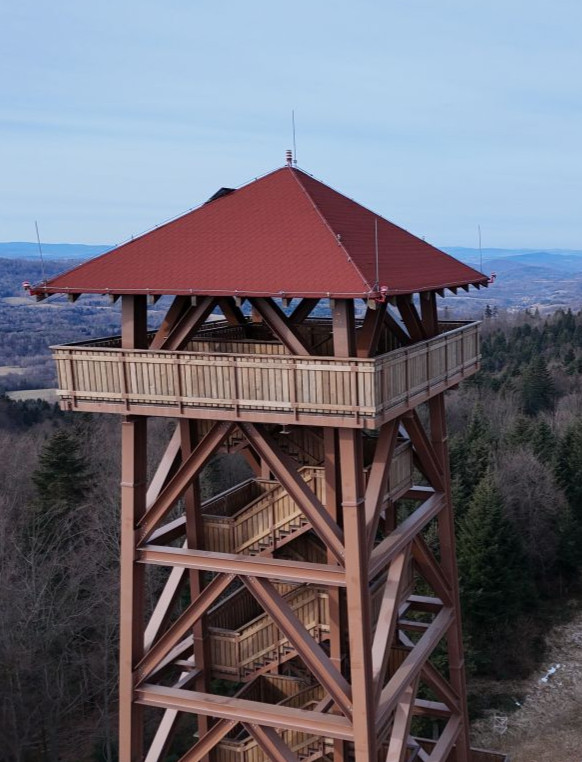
207, 567, 414, 681
208, 584, 329, 680
51, 322, 480, 428
201, 444, 412, 557
214, 676, 326, 762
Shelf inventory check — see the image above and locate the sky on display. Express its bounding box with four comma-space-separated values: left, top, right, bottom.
1, 0, 581, 249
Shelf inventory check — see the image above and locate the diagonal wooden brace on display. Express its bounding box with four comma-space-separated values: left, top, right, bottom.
137, 421, 234, 543
239, 422, 345, 564
402, 412, 445, 492
243, 723, 300, 762
135, 573, 234, 683
162, 296, 217, 350
242, 576, 353, 720
176, 719, 238, 762
412, 535, 453, 606
377, 607, 453, 731
365, 419, 400, 550
372, 549, 411, 704
248, 297, 312, 355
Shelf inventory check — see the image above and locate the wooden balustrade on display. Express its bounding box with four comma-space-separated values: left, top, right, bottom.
200, 446, 412, 558
213, 675, 327, 762
51, 321, 480, 428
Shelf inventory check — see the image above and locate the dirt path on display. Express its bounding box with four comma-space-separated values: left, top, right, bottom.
470, 606, 582, 761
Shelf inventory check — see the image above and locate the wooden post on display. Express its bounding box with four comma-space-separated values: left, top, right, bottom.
119, 295, 148, 761
323, 426, 346, 762
333, 300, 376, 762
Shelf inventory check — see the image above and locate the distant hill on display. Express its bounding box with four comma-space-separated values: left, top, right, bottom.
0, 242, 112, 260
445, 247, 582, 270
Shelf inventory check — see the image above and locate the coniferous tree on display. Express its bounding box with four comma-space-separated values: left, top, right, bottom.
32, 429, 91, 518
521, 357, 555, 416
457, 472, 534, 673
530, 419, 557, 464
450, 403, 494, 508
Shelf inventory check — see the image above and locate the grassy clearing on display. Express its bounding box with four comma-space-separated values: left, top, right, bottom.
0, 365, 27, 376
7, 388, 58, 403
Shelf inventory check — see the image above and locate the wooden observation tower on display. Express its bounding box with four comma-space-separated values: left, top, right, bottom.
32, 163, 504, 762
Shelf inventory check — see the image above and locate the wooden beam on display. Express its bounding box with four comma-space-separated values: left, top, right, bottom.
420, 291, 438, 336
146, 425, 182, 509
332, 299, 356, 356
118, 294, 148, 761
384, 308, 412, 346
338, 427, 376, 762
385, 678, 419, 762
180, 419, 211, 751
396, 295, 426, 342
369, 492, 445, 579
243, 724, 300, 762
239, 423, 345, 564
243, 576, 353, 719
401, 412, 445, 492
135, 684, 354, 741
357, 301, 387, 358
150, 296, 190, 349
144, 669, 205, 762
413, 698, 452, 719
412, 536, 453, 606
429, 392, 471, 762
135, 573, 234, 683
163, 296, 216, 350
420, 662, 460, 714
137, 421, 234, 543
176, 719, 237, 762
371, 549, 411, 703
426, 716, 462, 762
249, 298, 311, 355
377, 607, 453, 731
143, 545, 188, 649
218, 296, 247, 326
289, 298, 319, 324
119, 416, 147, 761
138, 545, 347, 587
365, 419, 400, 550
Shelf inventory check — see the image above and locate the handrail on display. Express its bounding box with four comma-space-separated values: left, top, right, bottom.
51, 321, 481, 427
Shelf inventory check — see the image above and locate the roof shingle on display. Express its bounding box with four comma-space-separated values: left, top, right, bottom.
32, 167, 487, 298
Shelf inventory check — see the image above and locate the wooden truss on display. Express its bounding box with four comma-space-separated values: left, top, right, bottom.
114, 293, 471, 762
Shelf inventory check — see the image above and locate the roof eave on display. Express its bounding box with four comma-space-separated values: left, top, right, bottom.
29, 278, 489, 299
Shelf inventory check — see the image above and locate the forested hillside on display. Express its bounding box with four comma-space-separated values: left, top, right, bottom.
1, 308, 582, 760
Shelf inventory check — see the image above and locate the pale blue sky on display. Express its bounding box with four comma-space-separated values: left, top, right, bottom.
1, 0, 581, 248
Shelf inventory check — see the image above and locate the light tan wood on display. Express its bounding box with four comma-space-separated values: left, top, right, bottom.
51, 322, 480, 428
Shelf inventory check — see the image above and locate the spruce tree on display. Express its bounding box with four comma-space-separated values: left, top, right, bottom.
521, 357, 555, 416
457, 472, 534, 673
32, 429, 91, 517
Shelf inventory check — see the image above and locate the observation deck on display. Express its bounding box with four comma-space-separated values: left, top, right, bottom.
51, 318, 480, 429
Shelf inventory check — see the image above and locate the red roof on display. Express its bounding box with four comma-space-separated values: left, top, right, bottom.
31, 167, 487, 298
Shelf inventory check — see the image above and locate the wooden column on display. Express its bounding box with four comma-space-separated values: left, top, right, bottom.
119, 295, 148, 761
333, 300, 376, 762
423, 291, 470, 762
323, 426, 346, 762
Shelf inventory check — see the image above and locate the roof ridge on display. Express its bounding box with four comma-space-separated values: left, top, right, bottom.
289, 168, 374, 295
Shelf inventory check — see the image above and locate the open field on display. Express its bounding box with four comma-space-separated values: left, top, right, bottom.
6, 388, 58, 403
471, 603, 582, 761
0, 365, 26, 377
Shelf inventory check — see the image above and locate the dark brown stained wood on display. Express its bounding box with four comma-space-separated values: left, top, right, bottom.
249, 298, 312, 356
50, 282, 487, 760
289, 298, 320, 324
